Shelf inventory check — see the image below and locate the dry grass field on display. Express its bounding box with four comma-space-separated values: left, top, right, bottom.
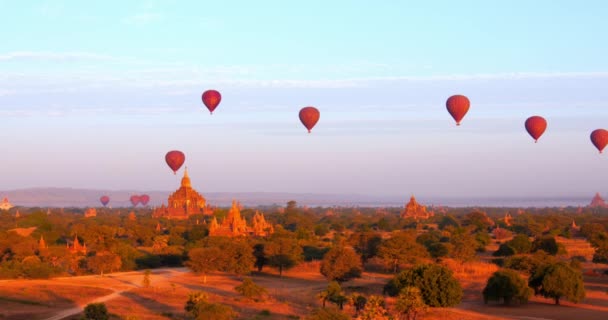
1, 240, 607, 320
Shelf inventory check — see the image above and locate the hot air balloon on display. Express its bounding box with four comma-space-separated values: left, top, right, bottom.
100, 195, 110, 207
525, 116, 547, 143
590, 129, 608, 154
130, 195, 141, 207
202, 90, 222, 114
165, 150, 185, 174
140, 194, 150, 206
446, 95, 470, 126
299, 106, 320, 133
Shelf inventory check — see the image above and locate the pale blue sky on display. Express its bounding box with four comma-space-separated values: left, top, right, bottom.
1, 0, 607, 200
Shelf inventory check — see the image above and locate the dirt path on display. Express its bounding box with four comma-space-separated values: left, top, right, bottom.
42, 268, 188, 320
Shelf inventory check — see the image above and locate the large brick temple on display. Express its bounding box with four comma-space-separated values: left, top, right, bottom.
153, 168, 212, 219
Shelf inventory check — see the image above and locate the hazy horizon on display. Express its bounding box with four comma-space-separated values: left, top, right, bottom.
1, 1, 607, 198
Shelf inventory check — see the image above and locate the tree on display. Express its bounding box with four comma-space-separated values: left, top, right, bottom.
84, 303, 109, 320
318, 281, 348, 309
320, 245, 362, 283
265, 236, 302, 276
593, 245, 608, 263
358, 295, 390, 320
483, 269, 532, 305
507, 234, 532, 254
450, 231, 477, 262
186, 247, 222, 284
87, 251, 122, 276
384, 264, 462, 307
350, 293, 367, 315
493, 243, 516, 257
234, 277, 267, 301
532, 236, 560, 255
185, 291, 235, 320
377, 231, 429, 273
528, 262, 585, 305
395, 286, 428, 320
349, 231, 382, 263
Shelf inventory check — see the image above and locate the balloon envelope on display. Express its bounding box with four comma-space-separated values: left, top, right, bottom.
446, 95, 470, 126
140, 194, 150, 206
130, 195, 141, 207
202, 90, 222, 114
299, 106, 320, 133
590, 129, 608, 154
525, 116, 547, 143
100, 196, 110, 207
165, 150, 185, 174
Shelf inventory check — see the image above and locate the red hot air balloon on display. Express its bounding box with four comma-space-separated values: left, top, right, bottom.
130, 195, 141, 207
202, 90, 222, 114
590, 129, 608, 154
165, 150, 185, 174
525, 116, 548, 143
100, 195, 110, 207
140, 194, 150, 206
446, 95, 470, 126
299, 106, 320, 133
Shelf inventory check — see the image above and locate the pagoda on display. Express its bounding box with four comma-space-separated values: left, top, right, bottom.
589, 193, 608, 208
0, 197, 13, 211
67, 235, 87, 255
401, 195, 433, 220
153, 168, 212, 219
209, 201, 274, 237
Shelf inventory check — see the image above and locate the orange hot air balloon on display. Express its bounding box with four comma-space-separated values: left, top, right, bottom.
165, 150, 185, 174
140, 194, 150, 206
590, 129, 608, 154
446, 95, 470, 126
299, 106, 320, 133
202, 90, 222, 114
130, 195, 141, 207
100, 195, 110, 207
525, 116, 547, 143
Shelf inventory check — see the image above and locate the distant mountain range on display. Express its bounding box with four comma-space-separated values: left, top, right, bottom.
0, 187, 595, 208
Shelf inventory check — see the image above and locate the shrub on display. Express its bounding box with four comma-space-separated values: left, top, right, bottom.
384, 264, 462, 307
234, 277, 267, 301
529, 262, 585, 305
84, 303, 109, 320
483, 269, 532, 305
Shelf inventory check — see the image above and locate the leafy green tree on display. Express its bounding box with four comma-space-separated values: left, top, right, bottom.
186, 247, 222, 283
358, 295, 390, 320
318, 281, 347, 309
483, 269, 532, 305
234, 277, 267, 301
185, 291, 235, 320
593, 245, 608, 263
450, 231, 477, 262
265, 236, 302, 276
507, 234, 532, 254
493, 243, 516, 257
320, 245, 362, 283
84, 303, 109, 320
378, 231, 429, 273
384, 264, 462, 307
395, 286, 428, 320
350, 293, 367, 314
349, 231, 382, 263
532, 236, 560, 255
86, 251, 122, 276
529, 262, 585, 305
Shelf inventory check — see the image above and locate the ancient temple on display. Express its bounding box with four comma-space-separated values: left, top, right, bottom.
589, 193, 608, 208
153, 168, 212, 219
67, 235, 87, 255
39, 235, 48, 251
0, 197, 13, 211
84, 208, 97, 218
209, 201, 274, 237
401, 195, 434, 220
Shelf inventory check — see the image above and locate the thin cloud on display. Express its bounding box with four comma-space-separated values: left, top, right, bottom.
0, 51, 118, 62
123, 12, 163, 25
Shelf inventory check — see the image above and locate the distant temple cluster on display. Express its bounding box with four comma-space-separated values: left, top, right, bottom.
401, 196, 434, 220
589, 192, 608, 208
66, 235, 87, 255
84, 208, 97, 218
153, 168, 213, 219
0, 197, 14, 211
209, 200, 274, 237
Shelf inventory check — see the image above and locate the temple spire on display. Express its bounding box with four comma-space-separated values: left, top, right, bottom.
181, 166, 191, 188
